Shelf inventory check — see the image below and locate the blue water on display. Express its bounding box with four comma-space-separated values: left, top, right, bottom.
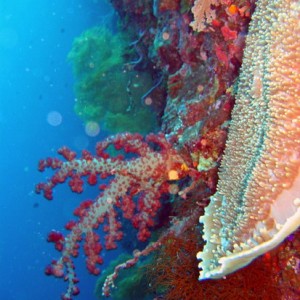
0, 1, 115, 299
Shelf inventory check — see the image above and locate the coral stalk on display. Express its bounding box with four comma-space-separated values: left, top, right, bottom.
102, 206, 202, 297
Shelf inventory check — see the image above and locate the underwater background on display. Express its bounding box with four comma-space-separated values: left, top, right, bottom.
0, 1, 114, 299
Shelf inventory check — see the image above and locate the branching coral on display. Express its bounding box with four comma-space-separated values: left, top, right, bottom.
36, 132, 189, 299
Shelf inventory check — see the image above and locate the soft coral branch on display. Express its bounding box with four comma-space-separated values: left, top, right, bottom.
36, 132, 188, 299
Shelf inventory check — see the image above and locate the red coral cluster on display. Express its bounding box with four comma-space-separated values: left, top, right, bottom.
36, 133, 189, 299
